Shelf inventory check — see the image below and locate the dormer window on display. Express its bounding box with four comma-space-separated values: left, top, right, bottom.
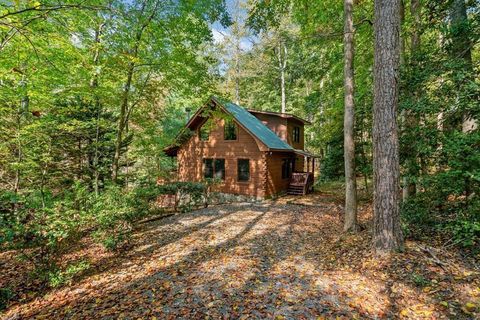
293, 126, 300, 143
224, 119, 237, 140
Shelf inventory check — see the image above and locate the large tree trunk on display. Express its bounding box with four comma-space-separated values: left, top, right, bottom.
450, 0, 476, 132
373, 0, 404, 254
343, 0, 358, 232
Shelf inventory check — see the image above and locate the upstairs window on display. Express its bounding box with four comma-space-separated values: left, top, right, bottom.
237, 159, 250, 181
293, 126, 300, 143
204, 158, 225, 180
224, 119, 237, 140
199, 124, 209, 141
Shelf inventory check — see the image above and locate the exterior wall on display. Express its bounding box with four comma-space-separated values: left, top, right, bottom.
177, 116, 266, 198
251, 113, 305, 150
294, 155, 305, 172
286, 119, 305, 150
253, 113, 288, 141
265, 152, 295, 197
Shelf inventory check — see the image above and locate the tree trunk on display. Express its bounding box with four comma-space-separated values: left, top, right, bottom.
450, 0, 476, 132
91, 21, 105, 195
373, 0, 404, 254
111, 1, 158, 182
234, 39, 240, 104
343, 0, 358, 232
277, 41, 287, 113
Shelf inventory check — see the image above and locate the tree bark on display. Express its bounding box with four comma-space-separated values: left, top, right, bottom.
373, 0, 404, 254
343, 0, 358, 232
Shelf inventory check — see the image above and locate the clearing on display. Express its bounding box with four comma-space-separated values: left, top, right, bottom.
1, 194, 479, 319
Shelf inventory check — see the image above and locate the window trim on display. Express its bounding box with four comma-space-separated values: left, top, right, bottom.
203, 158, 225, 180
237, 158, 250, 182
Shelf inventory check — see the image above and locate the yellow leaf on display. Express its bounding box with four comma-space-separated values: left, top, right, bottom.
464, 302, 477, 312
439, 301, 449, 308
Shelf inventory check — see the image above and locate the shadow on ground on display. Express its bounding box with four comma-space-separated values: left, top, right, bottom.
1, 198, 479, 319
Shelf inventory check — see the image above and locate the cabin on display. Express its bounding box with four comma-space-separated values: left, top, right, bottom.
164, 96, 318, 199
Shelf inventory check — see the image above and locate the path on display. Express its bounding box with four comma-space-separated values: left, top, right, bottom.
2, 199, 479, 319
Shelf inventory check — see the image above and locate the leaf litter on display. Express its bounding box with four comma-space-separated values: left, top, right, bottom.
1, 196, 479, 319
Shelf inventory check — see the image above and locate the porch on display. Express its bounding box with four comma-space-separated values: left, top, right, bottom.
287, 150, 319, 196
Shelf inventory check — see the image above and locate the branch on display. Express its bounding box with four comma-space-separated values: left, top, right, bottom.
0, 3, 105, 20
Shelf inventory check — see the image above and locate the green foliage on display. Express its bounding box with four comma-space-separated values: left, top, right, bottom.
47, 260, 90, 288
319, 133, 344, 181
411, 273, 430, 287
0, 287, 13, 311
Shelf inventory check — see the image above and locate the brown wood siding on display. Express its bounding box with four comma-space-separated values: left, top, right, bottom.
251, 113, 305, 150
252, 114, 288, 141
286, 119, 305, 150
265, 152, 295, 197
177, 115, 266, 198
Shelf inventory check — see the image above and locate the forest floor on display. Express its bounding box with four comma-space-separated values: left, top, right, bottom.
1, 190, 480, 319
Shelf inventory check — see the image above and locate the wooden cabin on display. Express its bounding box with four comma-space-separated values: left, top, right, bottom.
164, 96, 318, 199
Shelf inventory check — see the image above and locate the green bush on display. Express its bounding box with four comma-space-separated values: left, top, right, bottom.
157, 181, 207, 211
90, 186, 135, 251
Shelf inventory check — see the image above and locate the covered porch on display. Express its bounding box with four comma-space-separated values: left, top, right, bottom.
288, 149, 320, 195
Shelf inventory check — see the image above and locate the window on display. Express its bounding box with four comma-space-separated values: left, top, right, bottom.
199, 124, 209, 141
214, 159, 225, 180
203, 158, 225, 180
281, 158, 294, 179
224, 119, 237, 140
293, 126, 300, 143
237, 159, 250, 181
203, 158, 213, 178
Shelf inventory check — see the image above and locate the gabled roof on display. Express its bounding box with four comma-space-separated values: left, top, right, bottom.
212, 97, 293, 151
164, 96, 295, 155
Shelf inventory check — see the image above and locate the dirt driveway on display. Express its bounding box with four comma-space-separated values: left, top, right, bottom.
2, 199, 479, 319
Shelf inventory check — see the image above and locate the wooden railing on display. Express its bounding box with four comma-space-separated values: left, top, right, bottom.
288, 172, 314, 195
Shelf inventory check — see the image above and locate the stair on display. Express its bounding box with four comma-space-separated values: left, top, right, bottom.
287, 172, 314, 196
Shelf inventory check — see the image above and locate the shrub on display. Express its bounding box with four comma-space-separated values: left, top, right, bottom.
47, 260, 90, 288
157, 181, 206, 212
91, 186, 135, 251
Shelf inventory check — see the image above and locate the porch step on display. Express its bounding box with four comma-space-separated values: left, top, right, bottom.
287, 185, 305, 195
287, 172, 314, 196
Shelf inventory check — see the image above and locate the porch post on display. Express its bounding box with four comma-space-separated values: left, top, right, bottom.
312, 158, 315, 179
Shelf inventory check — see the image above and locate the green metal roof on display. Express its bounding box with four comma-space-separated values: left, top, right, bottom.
212, 97, 294, 151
